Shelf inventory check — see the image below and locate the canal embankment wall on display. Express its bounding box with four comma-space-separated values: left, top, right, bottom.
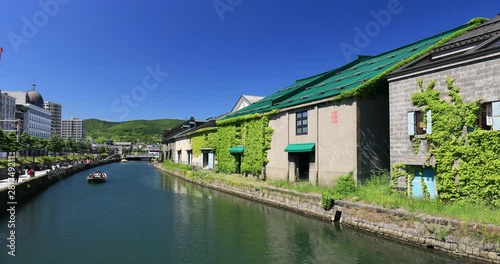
0, 159, 120, 214
154, 164, 500, 263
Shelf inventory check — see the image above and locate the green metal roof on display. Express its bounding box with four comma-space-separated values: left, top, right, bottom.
222, 23, 471, 120
229, 146, 244, 153
222, 70, 332, 119
284, 143, 315, 152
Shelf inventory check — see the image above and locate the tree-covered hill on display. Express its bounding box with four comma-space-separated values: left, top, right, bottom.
86, 118, 183, 144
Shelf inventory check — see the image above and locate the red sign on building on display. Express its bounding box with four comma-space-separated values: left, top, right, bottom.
331, 111, 339, 124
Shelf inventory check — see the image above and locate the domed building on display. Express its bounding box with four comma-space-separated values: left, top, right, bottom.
26, 89, 44, 108
4, 84, 52, 139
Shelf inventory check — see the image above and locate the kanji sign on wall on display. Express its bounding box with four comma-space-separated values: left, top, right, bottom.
331, 111, 339, 124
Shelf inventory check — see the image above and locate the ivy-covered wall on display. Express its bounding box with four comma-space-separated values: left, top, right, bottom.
191, 128, 218, 157
189, 112, 276, 176
214, 125, 239, 173
394, 78, 500, 207
239, 115, 274, 176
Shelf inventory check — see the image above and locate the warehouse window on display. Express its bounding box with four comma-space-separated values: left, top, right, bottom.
478, 101, 500, 130
296, 111, 308, 135
408, 110, 432, 135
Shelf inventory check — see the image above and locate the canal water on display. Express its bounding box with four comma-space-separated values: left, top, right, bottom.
0, 161, 465, 264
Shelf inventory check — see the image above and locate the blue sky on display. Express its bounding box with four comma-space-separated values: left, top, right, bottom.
0, 0, 498, 122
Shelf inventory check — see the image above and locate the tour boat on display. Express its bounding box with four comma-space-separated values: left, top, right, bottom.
87, 171, 107, 183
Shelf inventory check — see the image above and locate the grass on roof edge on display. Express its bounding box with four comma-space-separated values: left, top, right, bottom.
216, 109, 281, 126
331, 18, 488, 101
217, 18, 489, 124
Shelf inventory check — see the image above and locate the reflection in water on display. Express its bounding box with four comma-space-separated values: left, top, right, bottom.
158, 171, 463, 264
0, 162, 465, 264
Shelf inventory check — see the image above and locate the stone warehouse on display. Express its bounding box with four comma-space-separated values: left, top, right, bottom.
162, 17, 491, 187
219, 21, 477, 185
387, 15, 500, 198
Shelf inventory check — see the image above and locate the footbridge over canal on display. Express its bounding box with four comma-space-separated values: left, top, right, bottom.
121, 154, 158, 161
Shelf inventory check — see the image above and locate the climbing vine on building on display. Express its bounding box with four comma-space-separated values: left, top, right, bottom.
191, 128, 218, 157
391, 163, 419, 197
214, 110, 277, 176
189, 112, 276, 176
214, 125, 239, 173
239, 115, 274, 176
409, 77, 500, 207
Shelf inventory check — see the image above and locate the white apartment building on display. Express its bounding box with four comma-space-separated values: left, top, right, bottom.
44, 101, 62, 137
20, 104, 51, 139
61, 117, 86, 140
0, 90, 16, 131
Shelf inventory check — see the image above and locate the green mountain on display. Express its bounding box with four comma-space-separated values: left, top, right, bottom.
85, 118, 183, 144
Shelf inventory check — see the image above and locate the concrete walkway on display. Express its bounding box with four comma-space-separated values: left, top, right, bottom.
0, 169, 53, 191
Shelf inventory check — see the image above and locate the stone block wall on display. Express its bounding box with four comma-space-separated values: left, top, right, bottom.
157, 164, 500, 263
389, 57, 500, 166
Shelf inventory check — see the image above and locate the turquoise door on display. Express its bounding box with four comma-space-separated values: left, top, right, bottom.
411, 168, 436, 199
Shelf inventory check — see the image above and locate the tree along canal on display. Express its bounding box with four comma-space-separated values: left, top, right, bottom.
0, 161, 471, 263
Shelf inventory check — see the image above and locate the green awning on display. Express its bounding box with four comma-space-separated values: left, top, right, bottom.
284, 143, 315, 153
229, 146, 245, 154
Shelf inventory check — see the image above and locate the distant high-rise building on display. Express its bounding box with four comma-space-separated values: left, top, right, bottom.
44, 101, 62, 137
61, 117, 86, 140
0, 90, 16, 131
